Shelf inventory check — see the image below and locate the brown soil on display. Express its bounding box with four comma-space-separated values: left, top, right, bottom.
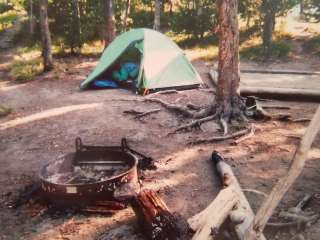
1, 50, 320, 240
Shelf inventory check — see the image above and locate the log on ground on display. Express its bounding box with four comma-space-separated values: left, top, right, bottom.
209, 69, 320, 102
130, 189, 180, 240
212, 151, 267, 240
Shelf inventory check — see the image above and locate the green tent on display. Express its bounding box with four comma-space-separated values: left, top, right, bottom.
80, 28, 203, 92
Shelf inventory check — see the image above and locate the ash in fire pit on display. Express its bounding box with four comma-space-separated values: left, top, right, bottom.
44, 154, 131, 185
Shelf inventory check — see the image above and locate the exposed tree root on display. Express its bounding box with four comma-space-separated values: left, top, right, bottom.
169, 114, 217, 135
220, 118, 228, 135
234, 125, 256, 144
190, 125, 252, 145
114, 97, 285, 143
291, 118, 311, 123
147, 89, 179, 97
144, 97, 215, 119
123, 108, 161, 119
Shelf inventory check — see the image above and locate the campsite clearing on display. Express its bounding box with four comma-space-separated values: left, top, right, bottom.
1, 52, 320, 239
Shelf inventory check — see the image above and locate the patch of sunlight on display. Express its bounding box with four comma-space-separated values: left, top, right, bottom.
0, 103, 103, 130
277, 5, 320, 37
308, 148, 320, 160
185, 45, 219, 62
0, 82, 26, 91
81, 41, 104, 56
0, 10, 17, 32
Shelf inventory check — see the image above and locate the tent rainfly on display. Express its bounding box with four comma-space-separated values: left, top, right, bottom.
80, 28, 203, 92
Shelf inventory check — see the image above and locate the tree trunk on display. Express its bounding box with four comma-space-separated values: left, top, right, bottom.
39, 0, 53, 72
71, 0, 82, 51
29, 0, 34, 37
216, 0, 243, 121
300, 0, 304, 15
122, 0, 131, 32
153, 0, 161, 31
262, 10, 275, 56
104, 0, 116, 48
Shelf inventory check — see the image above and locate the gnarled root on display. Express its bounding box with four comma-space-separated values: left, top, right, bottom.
123, 108, 161, 119
190, 125, 253, 145
169, 114, 217, 135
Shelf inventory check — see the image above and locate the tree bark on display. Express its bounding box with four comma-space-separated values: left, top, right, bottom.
39, 0, 53, 72
213, 152, 266, 240
153, 0, 161, 31
131, 189, 180, 240
216, 0, 243, 121
122, 0, 131, 32
188, 186, 238, 240
104, 0, 116, 48
262, 7, 275, 56
300, 0, 304, 15
29, 0, 34, 37
71, 0, 82, 51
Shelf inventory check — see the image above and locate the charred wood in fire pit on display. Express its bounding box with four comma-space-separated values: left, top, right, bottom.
131, 189, 180, 240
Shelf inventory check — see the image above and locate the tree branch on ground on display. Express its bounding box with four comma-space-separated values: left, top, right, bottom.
244, 105, 320, 240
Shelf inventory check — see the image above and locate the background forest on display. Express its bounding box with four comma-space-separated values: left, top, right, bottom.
0, 0, 320, 82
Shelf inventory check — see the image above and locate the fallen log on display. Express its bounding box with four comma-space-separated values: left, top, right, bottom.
188, 186, 238, 240
209, 69, 320, 102
130, 189, 180, 240
212, 151, 267, 240
241, 87, 320, 102
211, 67, 320, 75
239, 69, 320, 76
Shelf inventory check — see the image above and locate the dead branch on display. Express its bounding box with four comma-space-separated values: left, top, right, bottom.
267, 216, 318, 228
212, 151, 267, 240
147, 90, 179, 97
292, 118, 311, 123
191, 127, 251, 145
244, 105, 320, 240
188, 186, 238, 240
143, 98, 196, 118
123, 108, 161, 119
170, 114, 217, 135
234, 125, 255, 144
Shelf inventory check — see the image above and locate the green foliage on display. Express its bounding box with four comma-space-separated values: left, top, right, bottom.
170, 0, 216, 39
303, 35, 320, 56
305, 0, 320, 21
239, 0, 298, 58
23, 0, 105, 53
0, 2, 13, 14
174, 33, 218, 48
0, 105, 12, 117
241, 40, 292, 60
0, 10, 17, 32
10, 57, 43, 82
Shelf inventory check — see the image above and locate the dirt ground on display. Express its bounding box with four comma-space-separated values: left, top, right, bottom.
1, 47, 320, 240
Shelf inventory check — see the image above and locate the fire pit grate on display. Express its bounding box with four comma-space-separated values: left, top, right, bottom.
39, 138, 148, 207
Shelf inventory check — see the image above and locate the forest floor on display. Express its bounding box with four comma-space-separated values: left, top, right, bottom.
1, 51, 320, 240
1, 7, 320, 240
